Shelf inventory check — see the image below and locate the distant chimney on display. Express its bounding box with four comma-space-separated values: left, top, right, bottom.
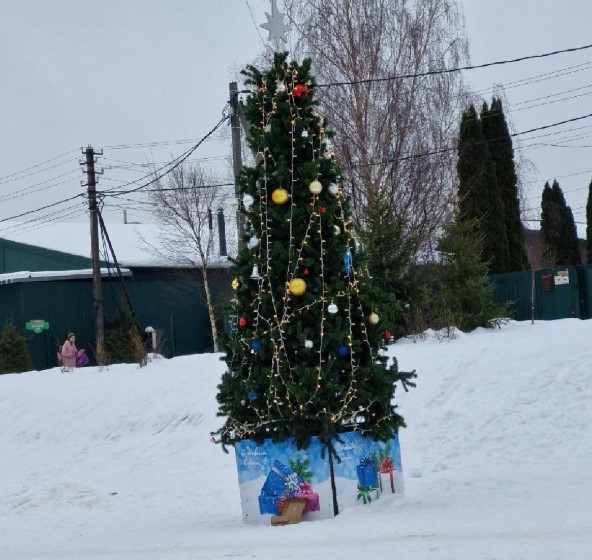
217, 208, 227, 257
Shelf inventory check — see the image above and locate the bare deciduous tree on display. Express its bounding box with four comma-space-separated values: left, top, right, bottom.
146, 164, 230, 352
279, 0, 470, 257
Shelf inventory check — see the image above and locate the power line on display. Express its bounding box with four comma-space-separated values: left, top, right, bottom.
104, 182, 234, 196
0, 169, 80, 203
515, 112, 592, 137
102, 131, 230, 150
0, 194, 84, 224
0, 156, 79, 187
104, 113, 230, 198
351, 110, 592, 169
317, 42, 592, 88
0, 148, 78, 185
472, 61, 592, 97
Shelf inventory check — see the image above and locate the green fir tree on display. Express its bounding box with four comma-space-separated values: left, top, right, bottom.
104, 306, 141, 364
481, 98, 529, 271
457, 104, 509, 274
358, 196, 415, 338
214, 53, 415, 455
0, 320, 33, 374
433, 218, 510, 332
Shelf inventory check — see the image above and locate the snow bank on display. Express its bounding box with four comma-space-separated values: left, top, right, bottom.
1, 320, 591, 559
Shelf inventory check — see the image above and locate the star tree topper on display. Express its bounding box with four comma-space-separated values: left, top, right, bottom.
260, 0, 290, 52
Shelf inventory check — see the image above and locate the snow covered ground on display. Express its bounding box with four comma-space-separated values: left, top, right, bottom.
1, 319, 591, 559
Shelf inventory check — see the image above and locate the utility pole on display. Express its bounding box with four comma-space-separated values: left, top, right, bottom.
81, 146, 105, 354
229, 81, 244, 250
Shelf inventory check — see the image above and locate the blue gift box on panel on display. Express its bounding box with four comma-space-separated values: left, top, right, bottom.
356, 456, 378, 488
258, 460, 302, 515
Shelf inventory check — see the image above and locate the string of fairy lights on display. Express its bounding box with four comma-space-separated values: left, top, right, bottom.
221, 61, 390, 442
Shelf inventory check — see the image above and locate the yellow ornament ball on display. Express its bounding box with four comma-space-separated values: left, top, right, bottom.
288, 278, 307, 296
271, 188, 289, 205
309, 180, 323, 194
368, 312, 380, 325
231, 278, 240, 290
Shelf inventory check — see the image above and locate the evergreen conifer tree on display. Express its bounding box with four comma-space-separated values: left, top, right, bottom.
358, 196, 415, 337
433, 218, 509, 332
457, 104, 509, 274
586, 179, 592, 264
214, 54, 415, 454
481, 98, 529, 271
541, 180, 581, 266
104, 306, 141, 364
0, 320, 33, 374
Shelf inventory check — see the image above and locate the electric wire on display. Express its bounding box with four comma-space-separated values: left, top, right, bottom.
316, 42, 592, 88
103, 113, 230, 198
0, 194, 84, 224
0, 149, 78, 185
0, 169, 80, 203
0, 156, 80, 187
472, 61, 592, 97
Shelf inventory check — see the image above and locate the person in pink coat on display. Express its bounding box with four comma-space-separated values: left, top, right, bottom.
61, 333, 85, 371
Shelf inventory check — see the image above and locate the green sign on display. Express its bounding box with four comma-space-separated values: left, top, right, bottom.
25, 320, 49, 334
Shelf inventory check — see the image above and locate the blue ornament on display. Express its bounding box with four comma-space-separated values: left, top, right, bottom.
248, 391, 257, 402
250, 340, 262, 351
338, 344, 348, 357
342, 247, 353, 276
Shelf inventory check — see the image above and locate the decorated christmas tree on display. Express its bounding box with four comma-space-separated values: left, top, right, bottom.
214, 53, 415, 456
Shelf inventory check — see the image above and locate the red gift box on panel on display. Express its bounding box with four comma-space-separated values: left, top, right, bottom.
378, 457, 396, 494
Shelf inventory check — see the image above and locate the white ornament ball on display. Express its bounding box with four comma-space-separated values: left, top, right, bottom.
369, 312, 380, 325
301, 130, 309, 138
309, 180, 323, 195
328, 183, 339, 195
328, 303, 338, 314
247, 237, 260, 250
304, 339, 313, 349
265, 124, 272, 132
276, 81, 287, 93
243, 194, 254, 209
334, 225, 341, 235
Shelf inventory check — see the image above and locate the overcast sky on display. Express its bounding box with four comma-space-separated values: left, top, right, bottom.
2, 0, 592, 235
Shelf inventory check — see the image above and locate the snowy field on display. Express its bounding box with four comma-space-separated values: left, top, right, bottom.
1, 319, 591, 559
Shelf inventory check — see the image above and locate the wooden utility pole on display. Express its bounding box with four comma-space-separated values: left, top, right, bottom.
82, 146, 105, 352
229, 81, 244, 250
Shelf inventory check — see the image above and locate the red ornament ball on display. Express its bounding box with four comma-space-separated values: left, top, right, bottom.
384, 330, 392, 340
292, 84, 310, 99
303, 268, 310, 276
239, 317, 247, 328
320, 207, 326, 215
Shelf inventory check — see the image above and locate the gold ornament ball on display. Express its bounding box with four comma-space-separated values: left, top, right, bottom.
369, 312, 380, 325
272, 188, 289, 205
231, 278, 240, 290
288, 278, 307, 296
309, 180, 323, 194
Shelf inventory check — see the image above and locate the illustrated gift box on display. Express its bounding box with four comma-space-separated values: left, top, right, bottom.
378, 457, 396, 493
258, 460, 302, 515
356, 456, 378, 488
292, 481, 320, 513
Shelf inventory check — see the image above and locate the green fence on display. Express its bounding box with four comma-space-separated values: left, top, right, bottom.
0, 271, 231, 371
489, 265, 589, 321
